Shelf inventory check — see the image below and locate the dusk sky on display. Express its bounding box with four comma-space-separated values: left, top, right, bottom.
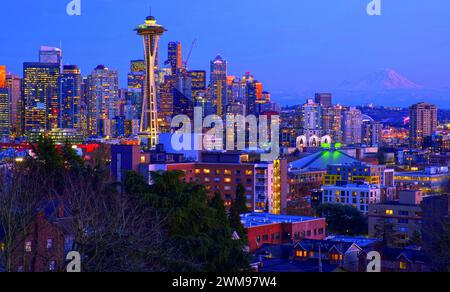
1, 0, 450, 104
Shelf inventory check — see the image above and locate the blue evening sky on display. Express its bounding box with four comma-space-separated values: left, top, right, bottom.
1, 0, 449, 103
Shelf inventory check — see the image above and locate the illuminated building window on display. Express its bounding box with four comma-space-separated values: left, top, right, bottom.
246, 170, 253, 176
25, 241, 32, 253
195, 169, 201, 174
400, 262, 407, 270
203, 169, 211, 174
47, 239, 53, 249
331, 254, 342, 261
386, 210, 394, 215
224, 178, 232, 183
224, 170, 232, 175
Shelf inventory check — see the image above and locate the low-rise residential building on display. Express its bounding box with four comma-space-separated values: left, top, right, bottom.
252, 239, 427, 272
10, 209, 73, 273
369, 190, 424, 247
324, 162, 396, 201
322, 183, 381, 213
288, 169, 326, 198
241, 213, 326, 252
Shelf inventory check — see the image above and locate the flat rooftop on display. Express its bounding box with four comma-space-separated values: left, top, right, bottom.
326, 236, 380, 248
241, 213, 320, 228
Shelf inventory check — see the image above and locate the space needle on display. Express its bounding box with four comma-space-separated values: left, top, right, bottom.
135, 15, 166, 148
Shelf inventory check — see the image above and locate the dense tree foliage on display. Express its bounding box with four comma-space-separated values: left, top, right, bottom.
425, 218, 450, 272
1, 137, 181, 272
315, 204, 368, 236
124, 171, 250, 272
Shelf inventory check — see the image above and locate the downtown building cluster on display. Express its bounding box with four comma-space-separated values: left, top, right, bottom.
0, 45, 280, 144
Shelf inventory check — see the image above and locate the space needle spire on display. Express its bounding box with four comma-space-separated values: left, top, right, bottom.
135, 14, 166, 148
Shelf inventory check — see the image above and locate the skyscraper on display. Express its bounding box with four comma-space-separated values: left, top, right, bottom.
300, 99, 322, 145
86, 65, 119, 136
6, 73, 22, 136
362, 115, 383, 147
0, 88, 9, 139
59, 65, 82, 129
322, 105, 343, 143
314, 93, 332, 108
188, 70, 206, 99
135, 15, 166, 148
342, 107, 363, 145
210, 55, 228, 116
39, 46, 62, 68
168, 42, 182, 75
0, 69, 9, 139
0, 65, 5, 88
23, 62, 60, 132
409, 102, 438, 149
127, 60, 145, 120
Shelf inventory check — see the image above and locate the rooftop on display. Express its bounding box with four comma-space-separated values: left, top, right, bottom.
322, 183, 380, 189
241, 213, 320, 228
289, 150, 359, 171
326, 236, 380, 248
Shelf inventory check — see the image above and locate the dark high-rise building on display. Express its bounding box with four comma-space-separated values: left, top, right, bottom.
409, 102, 438, 149
173, 88, 194, 120
127, 60, 145, 120
188, 70, 206, 99
39, 46, 62, 69
23, 62, 60, 132
158, 74, 175, 133
0, 88, 9, 139
315, 93, 332, 108
168, 42, 182, 75
59, 65, 82, 129
210, 55, 228, 116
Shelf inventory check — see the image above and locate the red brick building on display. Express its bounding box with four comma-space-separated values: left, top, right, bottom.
11, 211, 72, 272
241, 213, 326, 252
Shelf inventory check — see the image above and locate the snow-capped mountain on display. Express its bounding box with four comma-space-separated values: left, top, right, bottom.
338, 69, 423, 91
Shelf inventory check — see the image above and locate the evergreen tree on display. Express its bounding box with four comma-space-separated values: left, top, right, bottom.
128, 171, 250, 272
234, 184, 249, 214
210, 192, 228, 226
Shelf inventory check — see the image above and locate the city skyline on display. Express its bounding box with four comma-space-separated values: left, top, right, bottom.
1, 0, 450, 108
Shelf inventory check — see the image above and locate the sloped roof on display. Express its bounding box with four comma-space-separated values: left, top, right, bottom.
381, 247, 426, 263
295, 239, 359, 254
289, 150, 359, 171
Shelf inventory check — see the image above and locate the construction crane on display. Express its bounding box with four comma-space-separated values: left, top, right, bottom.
183, 38, 197, 71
